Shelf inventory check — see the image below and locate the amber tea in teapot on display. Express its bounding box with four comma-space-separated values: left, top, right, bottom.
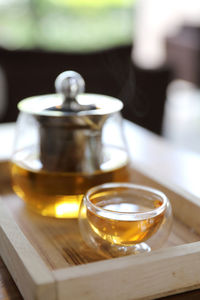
11, 146, 129, 218
11, 71, 130, 218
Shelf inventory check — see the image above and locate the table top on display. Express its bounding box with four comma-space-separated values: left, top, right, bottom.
1, 120, 200, 300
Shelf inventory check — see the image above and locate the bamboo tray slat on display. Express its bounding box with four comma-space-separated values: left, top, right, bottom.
0, 161, 200, 299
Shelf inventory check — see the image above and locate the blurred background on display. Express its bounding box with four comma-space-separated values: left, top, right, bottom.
0, 0, 134, 52
1, 0, 200, 154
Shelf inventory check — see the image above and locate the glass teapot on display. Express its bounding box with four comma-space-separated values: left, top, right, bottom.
11, 71, 130, 218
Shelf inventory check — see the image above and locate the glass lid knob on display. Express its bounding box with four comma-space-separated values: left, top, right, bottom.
55, 70, 85, 98
55, 70, 87, 112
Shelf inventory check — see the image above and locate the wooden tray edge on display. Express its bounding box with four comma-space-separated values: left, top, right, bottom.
52, 242, 200, 300
0, 199, 56, 300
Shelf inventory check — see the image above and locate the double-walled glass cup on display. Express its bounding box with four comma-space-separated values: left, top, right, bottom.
79, 183, 172, 257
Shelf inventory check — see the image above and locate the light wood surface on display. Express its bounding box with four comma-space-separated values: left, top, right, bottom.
1, 120, 200, 299
1, 162, 200, 300
0, 200, 56, 300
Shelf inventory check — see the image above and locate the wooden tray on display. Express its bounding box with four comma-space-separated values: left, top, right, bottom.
1, 161, 200, 300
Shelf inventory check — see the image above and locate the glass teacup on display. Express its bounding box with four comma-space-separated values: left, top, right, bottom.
79, 182, 172, 257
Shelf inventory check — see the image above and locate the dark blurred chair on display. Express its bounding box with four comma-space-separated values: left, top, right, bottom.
166, 25, 200, 86
0, 45, 171, 134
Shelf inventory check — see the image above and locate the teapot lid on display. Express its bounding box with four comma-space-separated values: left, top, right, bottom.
18, 71, 123, 117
